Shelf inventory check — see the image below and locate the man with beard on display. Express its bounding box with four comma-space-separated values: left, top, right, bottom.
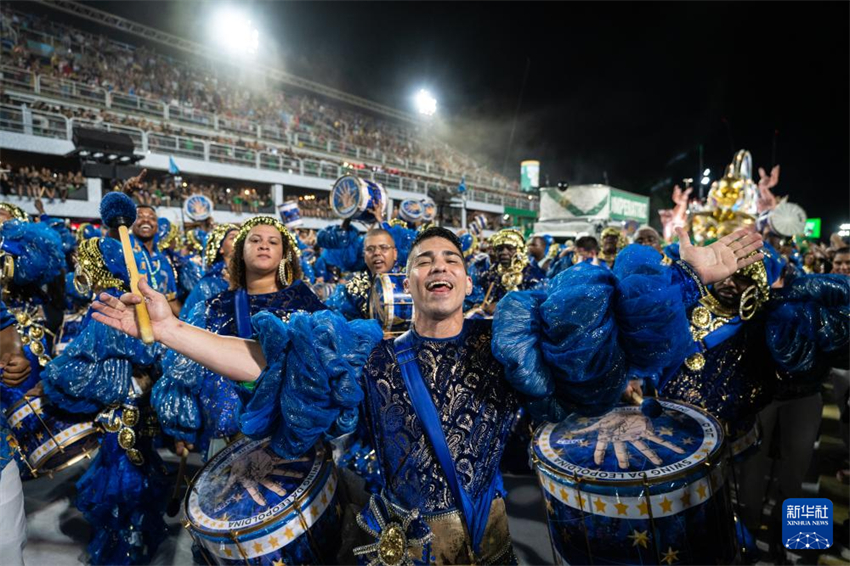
130, 204, 179, 315
474, 229, 545, 317
657, 244, 849, 561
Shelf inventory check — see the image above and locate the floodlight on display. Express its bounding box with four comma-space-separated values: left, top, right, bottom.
211, 7, 259, 56
415, 89, 437, 117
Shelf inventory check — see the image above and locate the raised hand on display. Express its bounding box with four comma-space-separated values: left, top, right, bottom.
121, 168, 148, 194
90, 278, 176, 341
671, 185, 693, 210
757, 165, 780, 213
676, 226, 764, 285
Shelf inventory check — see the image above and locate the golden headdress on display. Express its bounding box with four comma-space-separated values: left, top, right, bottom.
74, 238, 127, 294
0, 202, 29, 223
235, 216, 301, 259
203, 223, 238, 269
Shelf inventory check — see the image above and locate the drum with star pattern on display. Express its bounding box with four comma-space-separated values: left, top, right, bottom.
185, 437, 341, 565
531, 399, 737, 565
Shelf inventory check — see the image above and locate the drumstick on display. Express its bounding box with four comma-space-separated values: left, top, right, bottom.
167, 449, 188, 517
100, 192, 155, 344
480, 281, 496, 308
627, 388, 663, 419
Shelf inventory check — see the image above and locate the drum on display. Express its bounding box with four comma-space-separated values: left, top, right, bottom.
331, 176, 387, 222
398, 198, 424, 223
184, 437, 341, 565
6, 393, 99, 479
728, 420, 761, 463
532, 399, 737, 565
420, 197, 437, 222
369, 273, 413, 335
278, 200, 303, 229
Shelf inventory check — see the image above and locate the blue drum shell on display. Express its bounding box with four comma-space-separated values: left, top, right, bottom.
532, 400, 737, 565
369, 273, 413, 334
5, 394, 99, 478
279, 201, 303, 229
185, 438, 341, 565
331, 176, 386, 222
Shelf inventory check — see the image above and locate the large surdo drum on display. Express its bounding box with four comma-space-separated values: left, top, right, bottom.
532, 399, 737, 565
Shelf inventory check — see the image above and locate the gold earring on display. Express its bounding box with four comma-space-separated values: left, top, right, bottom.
739, 285, 759, 320
278, 252, 294, 287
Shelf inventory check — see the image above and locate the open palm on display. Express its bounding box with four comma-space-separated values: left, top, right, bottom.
677, 227, 764, 285
91, 278, 175, 341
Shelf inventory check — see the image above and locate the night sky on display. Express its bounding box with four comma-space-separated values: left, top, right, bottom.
34, 1, 850, 237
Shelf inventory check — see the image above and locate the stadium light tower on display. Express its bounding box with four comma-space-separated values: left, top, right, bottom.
415, 89, 437, 117
210, 6, 259, 56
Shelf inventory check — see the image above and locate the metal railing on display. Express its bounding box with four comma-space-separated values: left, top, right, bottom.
0, 102, 538, 211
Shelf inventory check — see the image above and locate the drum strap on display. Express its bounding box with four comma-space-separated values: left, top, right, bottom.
394, 330, 492, 559
659, 314, 744, 389
234, 289, 252, 339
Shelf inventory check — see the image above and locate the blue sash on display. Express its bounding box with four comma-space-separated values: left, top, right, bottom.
393, 330, 495, 556
234, 289, 252, 339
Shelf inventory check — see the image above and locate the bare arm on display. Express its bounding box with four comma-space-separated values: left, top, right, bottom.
91, 278, 266, 382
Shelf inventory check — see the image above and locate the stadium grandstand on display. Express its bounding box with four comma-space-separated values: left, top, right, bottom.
0, 3, 538, 231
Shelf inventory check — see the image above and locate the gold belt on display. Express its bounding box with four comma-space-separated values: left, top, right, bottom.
398, 497, 514, 565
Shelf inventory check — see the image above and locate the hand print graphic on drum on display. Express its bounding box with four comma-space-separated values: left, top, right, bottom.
186, 438, 342, 564
570, 410, 686, 469
532, 400, 738, 565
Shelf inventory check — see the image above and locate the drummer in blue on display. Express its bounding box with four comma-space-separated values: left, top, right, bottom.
91, 225, 764, 565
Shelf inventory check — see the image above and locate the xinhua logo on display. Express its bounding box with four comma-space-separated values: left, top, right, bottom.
782, 498, 833, 550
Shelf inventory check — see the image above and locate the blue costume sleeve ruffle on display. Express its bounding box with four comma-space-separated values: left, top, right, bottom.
0, 220, 65, 286
766, 273, 850, 373
151, 301, 206, 442
43, 302, 161, 413
493, 264, 626, 422
613, 245, 693, 381
240, 310, 382, 459
494, 245, 694, 421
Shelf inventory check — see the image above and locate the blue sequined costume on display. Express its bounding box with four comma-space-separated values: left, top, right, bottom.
42, 236, 170, 565
153, 282, 327, 456
236, 244, 700, 563
129, 233, 177, 300
179, 259, 230, 320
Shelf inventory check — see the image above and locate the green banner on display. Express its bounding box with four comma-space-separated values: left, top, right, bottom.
609, 189, 649, 224
804, 218, 821, 239
505, 206, 538, 218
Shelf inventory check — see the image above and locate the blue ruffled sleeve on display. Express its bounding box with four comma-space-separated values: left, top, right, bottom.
240, 310, 382, 459
151, 301, 206, 442
43, 302, 162, 414
766, 273, 850, 373
381, 222, 416, 268
613, 245, 695, 381
493, 245, 695, 421
493, 264, 626, 422
325, 282, 364, 321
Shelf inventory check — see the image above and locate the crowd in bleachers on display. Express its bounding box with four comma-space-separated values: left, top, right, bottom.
0, 7, 515, 192
0, 164, 85, 201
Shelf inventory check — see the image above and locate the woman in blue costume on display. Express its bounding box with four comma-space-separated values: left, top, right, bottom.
154, 216, 326, 460
91, 226, 763, 565
42, 234, 170, 566
0, 209, 65, 410
179, 223, 238, 319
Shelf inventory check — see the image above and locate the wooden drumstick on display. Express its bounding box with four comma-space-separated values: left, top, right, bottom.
100, 192, 155, 344
167, 449, 188, 517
